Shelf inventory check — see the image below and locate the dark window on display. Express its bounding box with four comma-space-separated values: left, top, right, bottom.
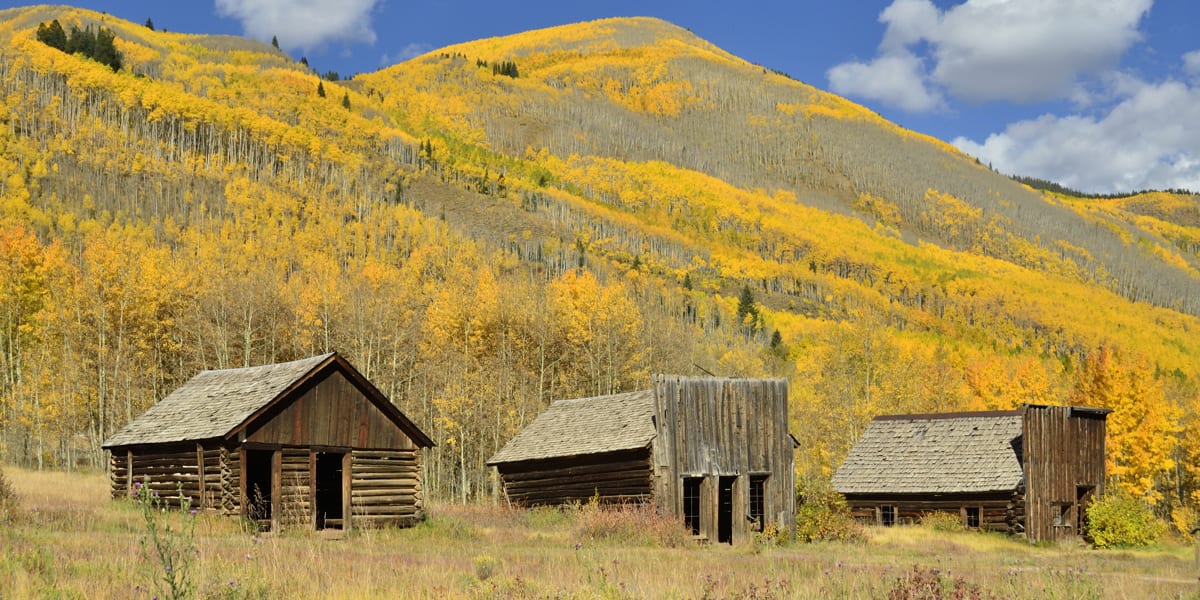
965, 506, 980, 529
748, 475, 767, 532
682, 477, 701, 535
880, 505, 895, 527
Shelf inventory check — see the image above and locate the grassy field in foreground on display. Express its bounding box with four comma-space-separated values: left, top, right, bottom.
1, 467, 1198, 599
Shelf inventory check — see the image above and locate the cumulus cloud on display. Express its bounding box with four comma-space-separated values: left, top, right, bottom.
827, 0, 1152, 111
954, 77, 1200, 193
215, 0, 379, 51
1185, 50, 1200, 80
828, 51, 944, 113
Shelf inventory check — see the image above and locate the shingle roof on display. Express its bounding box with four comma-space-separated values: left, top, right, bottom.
486, 389, 656, 465
831, 412, 1024, 495
102, 353, 334, 448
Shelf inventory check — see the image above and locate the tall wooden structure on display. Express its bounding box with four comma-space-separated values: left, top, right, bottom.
832, 404, 1109, 543
102, 353, 434, 532
488, 376, 794, 544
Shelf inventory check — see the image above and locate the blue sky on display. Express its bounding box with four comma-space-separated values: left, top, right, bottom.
14, 1, 1200, 194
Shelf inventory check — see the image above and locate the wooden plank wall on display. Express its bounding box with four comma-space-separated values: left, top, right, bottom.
1023, 406, 1107, 543
651, 377, 793, 542
349, 448, 424, 528
496, 449, 653, 507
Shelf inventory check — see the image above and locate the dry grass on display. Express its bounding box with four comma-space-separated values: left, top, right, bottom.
1, 466, 1198, 599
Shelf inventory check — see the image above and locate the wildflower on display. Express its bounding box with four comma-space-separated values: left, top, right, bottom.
189, 509, 198, 515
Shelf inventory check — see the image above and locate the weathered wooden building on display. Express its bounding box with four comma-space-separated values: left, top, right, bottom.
487, 376, 794, 544
831, 404, 1109, 543
102, 353, 433, 531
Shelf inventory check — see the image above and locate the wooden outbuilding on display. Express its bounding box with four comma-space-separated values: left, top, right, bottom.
831, 404, 1109, 543
102, 352, 433, 531
487, 375, 795, 544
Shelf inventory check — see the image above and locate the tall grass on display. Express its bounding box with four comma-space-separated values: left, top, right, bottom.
0, 467, 1196, 598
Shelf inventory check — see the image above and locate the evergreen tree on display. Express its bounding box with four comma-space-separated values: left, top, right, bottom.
322, 70, 340, 81
316, 81, 326, 98
144, 17, 154, 30
736, 284, 760, 334
271, 35, 279, 49
300, 56, 309, 68
36, 19, 67, 51
341, 92, 351, 110
93, 27, 123, 72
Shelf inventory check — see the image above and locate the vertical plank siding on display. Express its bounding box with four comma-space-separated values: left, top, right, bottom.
652, 376, 794, 542
1023, 406, 1107, 543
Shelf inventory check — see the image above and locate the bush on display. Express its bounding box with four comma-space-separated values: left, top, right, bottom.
920, 511, 965, 533
795, 481, 864, 543
1086, 490, 1165, 548
0, 466, 16, 523
573, 499, 690, 547
887, 566, 991, 600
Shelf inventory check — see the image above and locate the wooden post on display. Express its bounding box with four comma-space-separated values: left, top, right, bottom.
239, 447, 248, 518
309, 450, 318, 530
126, 450, 134, 496
342, 452, 353, 532
196, 444, 206, 509
271, 449, 282, 533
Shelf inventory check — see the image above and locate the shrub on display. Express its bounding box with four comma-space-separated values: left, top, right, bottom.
794, 481, 864, 543
573, 499, 690, 547
887, 566, 992, 600
1085, 490, 1165, 548
0, 465, 16, 523
920, 511, 965, 533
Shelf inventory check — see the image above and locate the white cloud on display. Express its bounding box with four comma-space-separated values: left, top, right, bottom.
215, 0, 380, 51
828, 51, 944, 113
954, 78, 1200, 193
1185, 50, 1200, 80
827, 0, 1152, 111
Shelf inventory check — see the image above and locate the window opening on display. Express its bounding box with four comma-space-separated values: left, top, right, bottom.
965, 506, 980, 529
880, 505, 895, 527
682, 477, 701, 536
748, 475, 767, 532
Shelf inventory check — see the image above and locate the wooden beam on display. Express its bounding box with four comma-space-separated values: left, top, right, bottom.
342, 452, 352, 533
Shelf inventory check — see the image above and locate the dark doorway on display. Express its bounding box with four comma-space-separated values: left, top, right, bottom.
717, 476, 735, 544
315, 453, 344, 529
1077, 486, 1095, 538
245, 450, 274, 528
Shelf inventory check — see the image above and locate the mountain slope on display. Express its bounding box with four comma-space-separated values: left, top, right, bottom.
0, 8, 1194, 503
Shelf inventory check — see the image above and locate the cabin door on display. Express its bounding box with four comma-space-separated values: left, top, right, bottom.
244, 450, 274, 527
717, 476, 736, 544
1077, 486, 1095, 538
315, 452, 345, 529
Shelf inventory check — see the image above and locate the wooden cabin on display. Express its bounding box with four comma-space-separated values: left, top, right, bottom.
831, 404, 1109, 543
102, 353, 433, 532
487, 375, 795, 544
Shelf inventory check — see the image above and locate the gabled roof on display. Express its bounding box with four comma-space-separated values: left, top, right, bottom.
103, 353, 433, 448
486, 389, 656, 465
832, 410, 1024, 495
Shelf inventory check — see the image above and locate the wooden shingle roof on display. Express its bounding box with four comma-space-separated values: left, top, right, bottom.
103, 353, 336, 448
831, 411, 1024, 495
486, 389, 656, 465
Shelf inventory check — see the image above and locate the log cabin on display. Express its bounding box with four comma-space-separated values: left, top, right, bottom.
831, 404, 1109, 543
487, 375, 795, 544
102, 352, 433, 532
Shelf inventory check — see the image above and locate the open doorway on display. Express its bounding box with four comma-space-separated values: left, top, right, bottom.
717, 476, 735, 544
315, 452, 345, 529
244, 450, 274, 528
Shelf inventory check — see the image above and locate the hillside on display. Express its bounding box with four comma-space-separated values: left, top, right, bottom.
0, 7, 1196, 512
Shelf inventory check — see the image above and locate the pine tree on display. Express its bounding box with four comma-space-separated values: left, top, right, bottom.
316, 81, 326, 98
300, 56, 309, 68
341, 92, 351, 110
271, 35, 279, 49
736, 284, 760, 334
144, 17, 154, 30
35, 20, 67, 51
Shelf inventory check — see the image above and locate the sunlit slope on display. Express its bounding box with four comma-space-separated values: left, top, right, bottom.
361, 17, 1200, 317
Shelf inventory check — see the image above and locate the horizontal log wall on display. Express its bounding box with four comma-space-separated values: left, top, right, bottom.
110, 446, 204, 509
278, 448, 312, 527
349, 449, 423, 528
845, 492, 1024, 534
497, 449, 653, 507
220, 446, 240, 515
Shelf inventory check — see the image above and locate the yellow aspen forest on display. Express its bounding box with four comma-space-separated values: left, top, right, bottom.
0, 6, 1198, 529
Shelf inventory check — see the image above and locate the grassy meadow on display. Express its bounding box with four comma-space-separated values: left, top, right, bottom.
1, 466, 1198, 599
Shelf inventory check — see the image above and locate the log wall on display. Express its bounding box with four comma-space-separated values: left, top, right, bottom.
845, 491, 1025, 533
110, 444, 209, 509
495, 449, 653, 507
349, 448, 424, 527
278, 448, 312, 526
